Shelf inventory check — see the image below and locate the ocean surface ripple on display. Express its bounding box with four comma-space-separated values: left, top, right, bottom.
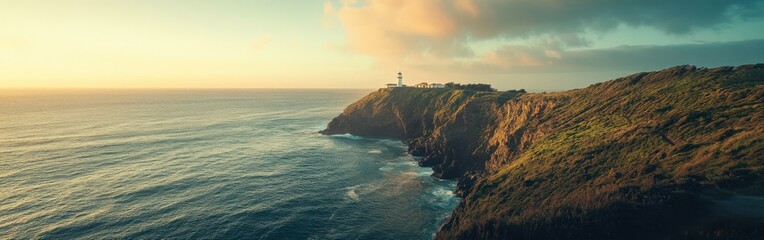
0, 89, 459, 239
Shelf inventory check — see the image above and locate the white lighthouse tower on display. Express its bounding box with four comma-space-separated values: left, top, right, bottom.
397, 72, 403, 87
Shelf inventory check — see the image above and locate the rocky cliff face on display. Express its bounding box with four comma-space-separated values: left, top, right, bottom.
321, 64, 764, 239
320, 87, 525, 178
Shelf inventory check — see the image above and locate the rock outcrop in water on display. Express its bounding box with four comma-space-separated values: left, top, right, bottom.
321, 64, 764, 239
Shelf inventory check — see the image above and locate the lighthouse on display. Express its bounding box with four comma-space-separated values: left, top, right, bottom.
385, 72, 406, 88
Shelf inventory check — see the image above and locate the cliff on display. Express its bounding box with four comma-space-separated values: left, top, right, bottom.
321, 64, 764, 239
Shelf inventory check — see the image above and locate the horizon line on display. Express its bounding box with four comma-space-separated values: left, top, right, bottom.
0, 87, 569, 94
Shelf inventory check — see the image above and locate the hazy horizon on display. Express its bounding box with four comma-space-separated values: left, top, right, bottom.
2, 1, 764, 90
0, 87, 574, 94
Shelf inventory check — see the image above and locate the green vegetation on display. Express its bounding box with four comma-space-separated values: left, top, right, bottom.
440, 65, 764, 239
444, 82, 498, 92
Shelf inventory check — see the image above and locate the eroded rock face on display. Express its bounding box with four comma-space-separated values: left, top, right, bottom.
321, 64, 764, 239
321, 88, 525, 178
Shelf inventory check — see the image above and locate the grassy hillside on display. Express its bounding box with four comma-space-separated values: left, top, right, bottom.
440, 65, 763, 239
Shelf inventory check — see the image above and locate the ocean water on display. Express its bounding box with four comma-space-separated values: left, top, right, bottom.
0, 89, 459, 239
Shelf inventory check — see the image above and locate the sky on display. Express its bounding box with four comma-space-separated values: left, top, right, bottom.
1, 0, 763, 91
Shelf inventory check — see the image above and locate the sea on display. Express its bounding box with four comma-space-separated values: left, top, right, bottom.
0, 89, 459, 239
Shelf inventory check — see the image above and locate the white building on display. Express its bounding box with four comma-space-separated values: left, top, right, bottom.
430, 83, 445, 88
413, 82, 445, 88
414, 82, 429, 88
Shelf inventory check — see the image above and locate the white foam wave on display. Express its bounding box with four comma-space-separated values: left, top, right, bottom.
346, 189, 360, 201
327, 134, 368, 140
400, 170, 433, 178
433, 188, 455, 199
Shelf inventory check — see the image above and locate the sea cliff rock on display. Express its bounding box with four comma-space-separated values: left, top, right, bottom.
321, 88, 525, 178
321, 64, 764, 239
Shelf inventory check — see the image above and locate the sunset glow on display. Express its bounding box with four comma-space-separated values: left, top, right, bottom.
2, 0, 763, 90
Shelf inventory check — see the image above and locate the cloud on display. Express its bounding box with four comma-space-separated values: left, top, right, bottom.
481, 39, 564, 68
442, 39, 764, 74
410, 39, 764, 91
326, 0, 476, 62
556, 39, 764, 72
325, 0, 764, 64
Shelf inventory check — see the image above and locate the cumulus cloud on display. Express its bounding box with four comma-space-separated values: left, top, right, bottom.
325, 0, 472, 62
325, 0, 764, 67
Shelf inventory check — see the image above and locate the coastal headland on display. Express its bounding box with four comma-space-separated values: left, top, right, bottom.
321, 64, 764, 239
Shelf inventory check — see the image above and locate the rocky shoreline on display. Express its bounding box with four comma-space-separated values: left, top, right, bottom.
321, 64, 764, 239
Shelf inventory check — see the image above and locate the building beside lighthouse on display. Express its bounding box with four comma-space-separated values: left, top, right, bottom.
414, 82, 445, 88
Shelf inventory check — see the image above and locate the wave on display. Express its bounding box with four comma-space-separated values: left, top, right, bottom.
346, 188, 360, 202
0, 90, 458, 239
433, 188, 456, 200
325, 134, 402, 144
326, 134, 367, 140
